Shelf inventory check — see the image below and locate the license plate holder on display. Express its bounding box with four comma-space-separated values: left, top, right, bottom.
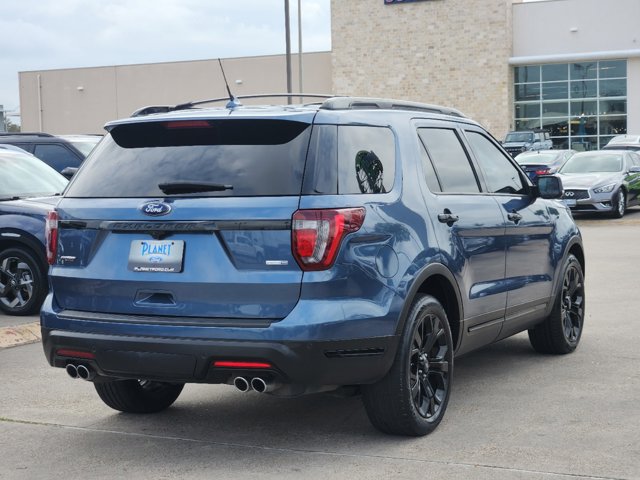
563, 199, 576, 207
128, 240, 185, 273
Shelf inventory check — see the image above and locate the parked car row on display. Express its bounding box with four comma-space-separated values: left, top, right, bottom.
0, 150, 68, 315
0, 132, 100, 175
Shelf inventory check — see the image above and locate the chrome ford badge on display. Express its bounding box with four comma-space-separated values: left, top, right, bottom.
140, 201, 172, 216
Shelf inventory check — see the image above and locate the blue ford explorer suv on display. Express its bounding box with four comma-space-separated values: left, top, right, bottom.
41, 97, 585, 436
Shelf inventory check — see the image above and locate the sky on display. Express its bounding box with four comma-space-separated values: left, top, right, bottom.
0, 0, 331, 121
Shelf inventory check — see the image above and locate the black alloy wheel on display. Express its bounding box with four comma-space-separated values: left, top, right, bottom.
0, 247, 46, 316
362, 295, 453, 436
529, 254, 585, 354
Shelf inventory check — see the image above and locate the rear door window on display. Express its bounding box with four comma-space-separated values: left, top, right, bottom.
418, 128, 480, 193
65, 119, 311, 198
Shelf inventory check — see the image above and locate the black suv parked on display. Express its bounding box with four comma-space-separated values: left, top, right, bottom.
0, 133, 98, 173
42, 96, 585, 436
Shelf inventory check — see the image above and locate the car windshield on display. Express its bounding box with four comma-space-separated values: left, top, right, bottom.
516, 153, 557, 165
505, 132, 534, 143
0, 153, 68, 197
560, 153, 623, 174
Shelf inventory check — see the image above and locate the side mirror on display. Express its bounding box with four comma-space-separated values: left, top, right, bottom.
628, 166, 640, 173
537, 175, 563, 199
61, 167, 78, 179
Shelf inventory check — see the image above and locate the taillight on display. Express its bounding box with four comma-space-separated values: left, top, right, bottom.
292, 208, 366, 271
535, 168, 550, 175
45, 210, 59, 265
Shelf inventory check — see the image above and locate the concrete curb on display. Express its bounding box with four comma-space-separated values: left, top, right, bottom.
0, 322, 41, 349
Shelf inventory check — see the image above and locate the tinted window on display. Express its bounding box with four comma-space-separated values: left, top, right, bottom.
418, 128, 479, 193
33, 144, 80, 172
302, 125, 338, 195
0, 153, 68, 197
418, 140, 441, 193
338, 126, 395, 194
65, 120, 311, 198
466, 131, 526, 195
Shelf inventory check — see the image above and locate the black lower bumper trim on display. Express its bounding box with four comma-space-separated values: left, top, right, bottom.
43, 328, 398, 387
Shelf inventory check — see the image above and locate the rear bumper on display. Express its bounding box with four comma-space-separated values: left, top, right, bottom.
41, 326, 398, 388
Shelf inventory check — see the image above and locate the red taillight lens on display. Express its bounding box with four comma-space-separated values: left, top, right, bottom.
535, 168, 550, 175
56, 349, 96, 359
45, 210, 59, 265
292, 208, 366, 271
213, 361, 272, 369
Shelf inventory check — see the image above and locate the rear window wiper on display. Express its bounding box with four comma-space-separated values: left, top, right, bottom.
158, 181, 234, 195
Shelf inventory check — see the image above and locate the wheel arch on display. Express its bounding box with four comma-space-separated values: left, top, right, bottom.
395, 263, 463, 351
0, 230, 47, 273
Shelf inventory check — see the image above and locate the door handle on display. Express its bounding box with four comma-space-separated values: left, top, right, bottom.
438, 210, 459, 226
507, 211, 522, 224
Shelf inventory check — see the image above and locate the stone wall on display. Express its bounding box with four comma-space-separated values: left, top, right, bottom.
331, 0, 513, 138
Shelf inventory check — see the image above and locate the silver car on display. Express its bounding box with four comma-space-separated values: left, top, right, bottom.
557, 150, 640, 218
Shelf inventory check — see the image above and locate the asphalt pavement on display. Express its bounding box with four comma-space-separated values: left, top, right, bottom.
0, 216, 639, 479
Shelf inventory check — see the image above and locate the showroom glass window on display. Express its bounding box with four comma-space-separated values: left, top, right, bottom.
514, 60, 627, 150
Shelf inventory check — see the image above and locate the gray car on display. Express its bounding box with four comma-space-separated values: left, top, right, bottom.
557, 150, 640, 218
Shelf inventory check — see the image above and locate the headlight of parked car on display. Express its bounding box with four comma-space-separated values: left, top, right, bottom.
593, 183, 616, 194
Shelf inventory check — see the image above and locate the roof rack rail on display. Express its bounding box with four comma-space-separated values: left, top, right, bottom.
0, 132, 54, 137
131, 93, 337, 117
319, 97, 466, 118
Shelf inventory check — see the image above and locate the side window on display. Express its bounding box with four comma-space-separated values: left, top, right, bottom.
33, 144, 80, 172
303, 125, 338, 195
418, 128, 480, 193
338, 126, 395, 194
465, 131, 526, 195
418, 140, 442, 193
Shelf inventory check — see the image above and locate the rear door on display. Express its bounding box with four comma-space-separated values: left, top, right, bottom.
51, 116, 314, 321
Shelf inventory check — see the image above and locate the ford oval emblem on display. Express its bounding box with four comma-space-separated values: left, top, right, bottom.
140, 201, 172, 216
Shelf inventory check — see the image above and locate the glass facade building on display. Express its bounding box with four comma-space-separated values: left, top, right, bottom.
514, 60, 627, 150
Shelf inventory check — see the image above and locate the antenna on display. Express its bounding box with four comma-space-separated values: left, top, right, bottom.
218, 58, 242, 109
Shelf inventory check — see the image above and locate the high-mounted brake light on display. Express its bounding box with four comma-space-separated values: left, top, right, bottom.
45, 210, 59, 265
292, 208, 366, 271
164, 120, 211, 129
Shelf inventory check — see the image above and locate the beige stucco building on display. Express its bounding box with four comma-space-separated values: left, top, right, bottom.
19, 0, 640, 148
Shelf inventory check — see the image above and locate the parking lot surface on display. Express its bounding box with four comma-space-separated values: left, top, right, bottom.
0, 216, 638, 479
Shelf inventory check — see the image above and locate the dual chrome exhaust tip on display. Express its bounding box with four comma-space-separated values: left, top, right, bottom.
233, 376, 275, 393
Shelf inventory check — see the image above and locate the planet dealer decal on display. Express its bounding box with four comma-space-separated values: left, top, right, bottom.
140, 201, 172, 216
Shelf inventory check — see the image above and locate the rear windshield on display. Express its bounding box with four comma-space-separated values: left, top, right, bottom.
65, 119, 311, 198
516, 153, 557, 165
505, 132, 534, 143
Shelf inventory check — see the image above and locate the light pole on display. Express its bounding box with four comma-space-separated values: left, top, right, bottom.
284, 0, 292, 104
298, 0, 303, 102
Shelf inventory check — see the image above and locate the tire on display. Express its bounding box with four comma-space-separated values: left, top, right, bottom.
528, 254, 585, 354
362, 294, 454, 436
94, 379, 184, 413
612, 189, 626, 218
0, 247, 47, 316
